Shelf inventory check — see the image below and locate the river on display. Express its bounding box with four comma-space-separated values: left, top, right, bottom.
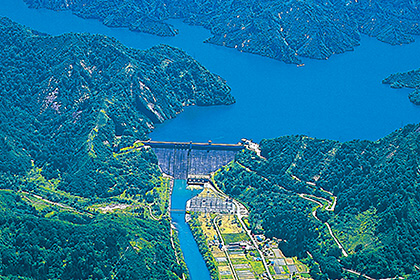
1, 1, 420, 279
171, 180, 210, 280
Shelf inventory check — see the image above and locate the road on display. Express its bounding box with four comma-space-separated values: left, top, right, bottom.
299, 193, 335, 211
145, 204, 161, 221
235, 204, 274, 280
343, 268, 404, 280
298, 193, 348, 257
325, 223, 348, 257
213, 214, 239, 280
210, 181, 274, 280
21, 191, 93, 217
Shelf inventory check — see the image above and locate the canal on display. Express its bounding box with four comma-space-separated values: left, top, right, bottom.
171, 180, 210, 280
1, 1, 420, 278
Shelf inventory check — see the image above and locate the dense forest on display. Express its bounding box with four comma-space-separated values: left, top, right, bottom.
24, 0, 420, 64
0, 17, 233, 279
0, 189, 187, 280
0, 16, 233, 198
383, 68, 420, 105
215, 124, 420, 279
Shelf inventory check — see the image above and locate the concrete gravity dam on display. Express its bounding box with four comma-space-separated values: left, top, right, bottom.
140, 140, 245, 179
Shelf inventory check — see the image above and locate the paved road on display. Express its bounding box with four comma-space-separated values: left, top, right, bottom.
238, 213, 273, 279
213, 215, 239, 280
343, 268, 404, 280
229, 194, 273, 279
325, 223, 348, 257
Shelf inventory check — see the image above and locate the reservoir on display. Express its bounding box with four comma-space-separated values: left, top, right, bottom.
1, 1, 420, 279
1, 0, 420, 144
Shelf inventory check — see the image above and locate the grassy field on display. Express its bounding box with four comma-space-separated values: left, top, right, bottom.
218, 215, 251, 244
197, 213, 232, 280
248, 258, 266, 275
219, 215, 243, 234
199, 213, 218, 238
242, 217, 251, 229
329, 207, 379, 253
223, 233, 249, 244
229, 252, 262, 279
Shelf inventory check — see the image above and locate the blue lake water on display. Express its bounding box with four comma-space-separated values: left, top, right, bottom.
2, 0, 420, 144
2, 1, 420, 278
171, 180, 210, 280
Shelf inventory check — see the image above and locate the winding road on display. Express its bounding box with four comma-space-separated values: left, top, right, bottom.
298, 193, 348, 257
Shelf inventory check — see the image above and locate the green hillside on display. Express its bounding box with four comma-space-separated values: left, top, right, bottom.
0, 16, 233, 198
24, 0, 420, 64
215, 124, 420, 279
383, 68, 420, 105
0, 17, 234, 279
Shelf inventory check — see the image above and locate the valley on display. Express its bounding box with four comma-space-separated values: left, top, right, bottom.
0, 1, 419, 280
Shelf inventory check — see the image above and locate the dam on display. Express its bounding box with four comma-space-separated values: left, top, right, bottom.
140, 140, 244, 179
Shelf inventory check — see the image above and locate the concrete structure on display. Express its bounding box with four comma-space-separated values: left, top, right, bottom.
186, 195, 236, 214
141, 140, 244, 179
187, 176, 210, 186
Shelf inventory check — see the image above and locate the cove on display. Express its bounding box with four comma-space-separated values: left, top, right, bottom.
2, 1, 420, 144
171, 180, 210, 280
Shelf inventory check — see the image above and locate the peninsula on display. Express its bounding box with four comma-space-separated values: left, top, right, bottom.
383, 68, 420, 105
24, 0, 420, 64
0, 17, 233, 280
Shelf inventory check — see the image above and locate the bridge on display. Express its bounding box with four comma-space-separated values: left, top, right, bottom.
187, 177, 209, 185
140, 140, 244, 179
170, 209, 187, 213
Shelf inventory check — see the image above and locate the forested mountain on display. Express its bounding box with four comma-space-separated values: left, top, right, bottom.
0, 189, 186, 280
24, 0, 420, 64
383, 68, 420, 105
0, 17, 233, 279
215, 124, 420, 279
0, 16, 233, 198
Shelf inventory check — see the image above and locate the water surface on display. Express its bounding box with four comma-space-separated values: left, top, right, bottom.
171, 180, 210, 280
2, 1, 420, 279
1, 0, 420, 143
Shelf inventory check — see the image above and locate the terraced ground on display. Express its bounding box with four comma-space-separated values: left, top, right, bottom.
192, 185, 311, 280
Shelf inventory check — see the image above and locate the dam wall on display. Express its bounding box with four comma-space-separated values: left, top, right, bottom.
142, 141, 243, 179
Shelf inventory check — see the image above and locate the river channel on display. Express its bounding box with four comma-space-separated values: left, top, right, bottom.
171, 180, 210, 280
1, 1, 420, 279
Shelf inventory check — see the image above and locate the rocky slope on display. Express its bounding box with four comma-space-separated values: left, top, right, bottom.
24, 0, 420, 64
383, 68, 420, 105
